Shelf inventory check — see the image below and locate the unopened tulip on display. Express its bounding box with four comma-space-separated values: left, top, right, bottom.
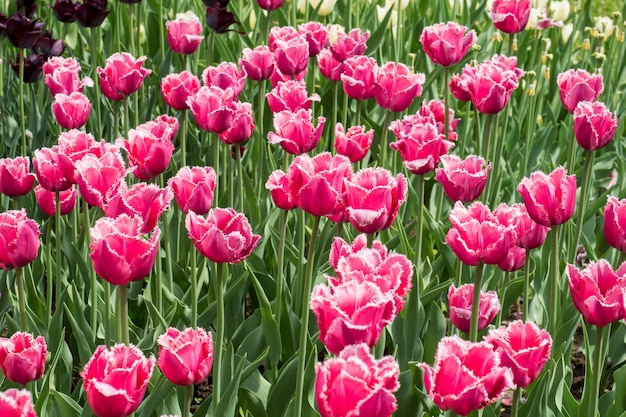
435, 155, 491, 202
157, 327, 214, 386
0, 209, 40, 270
448, 283, 501, 334
118, 119, 176, 181
0, 157, 35, 198
573, 101, 618, 151
486, 320, 551, 388
420, 22, 477, 67
75, 0, 110, 27
81, 344, 155, 417
169, 166, 217, 215
334, 123, 374, 163
166, 12, 204, 55
489, 0, 532, 33
517, 166, 576, 227
97, 52, 151, 101
52, 92, 91, 129
268, 108, 325, 155
0, 389, 36, 417
417, 336, 515, 416
557, 69, 604, 113
160, 71, 201, 110
35, 185, 77, 216
374, 62, 426, 112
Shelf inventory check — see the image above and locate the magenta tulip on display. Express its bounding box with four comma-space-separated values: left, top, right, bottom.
43, 56, 93, 96
0, 389, 36, 417
420, 22, 477, 67
266, 79, 320, 113
256, 0, 284, 11
435, 155, 491, 202
104, 182, 172, 233
0, 332, 47, 384
604, 196, 626, 252
97, 52, 151, 101
573, 100, 618, 151
0, 210, 40, 270
334, 123, 374, 163
298, 21, 329, 57
166, 12, 204, 55
489, 0, 532, 33
374, 62, 426, 112
265, 170, 296, 211
268, 108, 325, 155
186, 85, 235, 134
219, 101, 255, 145
419, 99, 460, 141
329, 28, 369, 62
118, 119, 176, 181
168, 166, 217, 215
340, 55, 377, 100
52, 91, 91, 129
239, 46, 275, 81
33, 146, 75, 192
557, 69, 604, 113
448, 283, 501, 334
517, 166, 576, 227
202, 62, 246, 98
74, 147, 127, 208
493, 203, 549, 250
157, 327, 214, 386
317, 48, 344, 82
0, 157, 35, 198
273, 35, 309, 76
35, 185, 77, 217
160, 71, 201, 111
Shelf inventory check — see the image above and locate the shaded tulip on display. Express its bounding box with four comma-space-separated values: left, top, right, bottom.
169, 166, 216, 215
239, 46, 275, 81
418, 336, 515, 416
374, 62, 426, 112
33, 146, 75, 192
446, 201, 515, 266
74, 147, 126, 208
316, 344, 399, 417
268, 26, 299, 51
118, 121, 176, 181
97, 52, 151, 101
90, 215, 160, 286
186, 85, 235, 134
186, 208, 260, 264
389, 113, 454, 175
104, 182, 172, 233
0, 209, 40, 270
298, 21, 328, 56
202, 62, 246, 98
206, 1, 239, 34
329, 27, 369, 62
35, 185, 77, 216
4, 13, 44, 49
486, 320, 552, 388
573, 101, 618, 151
9, 53, 44, 83
273, 35, 309, 76
604, 196, 626, 252
340, 55, 377, 100
0, 157, 35, 198
269, 64, 307, 87
288, 152, 352, 217
268, 109, 325, 155
420, 99, 460, 140
498, 245, 526, 272
419, 22, 477, 67
257, 0, 284, 10
53, 0, 78, 23
334, 123, 374, 163
166, 12, 204, 55
81, 344, 155, 417
489, 0, 532, 33
219, 101, 255, 145
448, 283, 501, 334
0, 332, 47, 384
517, 166, 576, 227
557, 69, 604, 113
343, 168, 407, 234
493, 203, 549, 250
317, 48, 343, 81
266, 79, 320, 113
56, 130, 98, 181
0, 389, 36, 417
76, 0, 110, 27
157, 327, 214, 386
566, 260, 626, 327
160, 71, 201, 110
435, 155, 491, 202
43, 56, 93, 96
266, 170, 296, 211
52, 92, 91, 129
33, 31, 65, 58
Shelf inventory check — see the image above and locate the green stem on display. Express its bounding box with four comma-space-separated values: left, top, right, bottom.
159, 0, 165, 64
207, 30, 215, 67
213, 134, 220, 207
191, 249, 198, 329
366, 233, 375, 247
549, 225, 560, 337
46, 219, 53, 325
184, 384, 193, 417
572, 151, 594, 263
104, 282, 111, 346
413, 174, 425, 289
511, 387, 522, 417
129, 4, 136, 58
330, 82, 338, 153
55, 190, 63, 318
468, 263, 484, 342
117, 285, 129, 344
90, 27, 102, 139
355, 100, 361, 127
154, 240, 163, 313
213, 262, 225, 405
160, 176, 174, 294
379, 111, 393, 167
180, 110, 188, 167
482, 114, 493, 161
508, 33, 514, 57
443, 67, 450, 143
124, 97, 130, 139
16, 267, 27, 331
523, 250, 531, 321
294, 216, 321, 417
236, 144, 244, 213
19, 48, 25, 156
588, 325, 610, 417
84, 198, 98, 343
274, 210, 288, 331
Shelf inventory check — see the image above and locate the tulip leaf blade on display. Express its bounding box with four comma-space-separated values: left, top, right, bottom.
248, 264, 282, 368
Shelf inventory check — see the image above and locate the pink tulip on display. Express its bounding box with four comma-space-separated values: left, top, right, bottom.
343, 168, 407, 234
97, 52, 151, 101
52, 91, 91, 129
75, 147, 127, 208
268, 108, 325, 155
448, 283, 501, 334
273, 35, 309, 76
265, 170, 296, 211
340, 55, 377, 100
239, 46, 275, 81
493, 203, 549, 250
187, 85, 235, 134
517, 166, 576, 227
266, 79, 320, 113
419, 99, 460, 141
446, 201, 516, 266
219, 101, 255, 145
573, 101, 618, 151
288, 152, 352, 217
374, 62, 426, 112
0, 389, 36, 417
269, 26, 300, 51
90, 215, 160, 286
81, 344, 155, 417
435, 155, 491, 202
420, 22, 477, 67
35, 185, 77, 216
104, 182, 172, 233
329, 234, 413, 319
604, 196, 626, 252
139, 114, 179, 143
168, 166, 217, 215
557, 69, 604, 113
0, 209, 40, 270
334, 123, 374, 163
257, 0, 284, 10
118, 122, 176, 181
0, 332, 47, 384
186, 208, 260, 264
298, 21, 329, 57
0, 157, 35, 198
202, 62, 246, 98
57, 129, 97, 166
157, 327, 214, 386
269, 64, 307, 87
566, 260, 626, 327
166, 12, 204, 55
498, 245, 526, 272
390, 113, 454, 175
33, 146, 75, 192
489, 0, 532, 33
160, 71, 201, 110
329, 28, 370, 62
317, 48, 344, 81
486, 320, 552, 388
418, 336, 515, 416
43, 56, 93, 96
316, 344, 399, 417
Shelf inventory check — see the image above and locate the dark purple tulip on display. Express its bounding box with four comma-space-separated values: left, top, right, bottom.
206, 5, 239, 34
119, 0, 142, 3
16, 0, 38, 18
204, 0, 229, 7
33, 31, 65, 57
9, 53, 45, 83
53, 0, 78, 23
76, 0, 110, 27
5, 13, 45, 48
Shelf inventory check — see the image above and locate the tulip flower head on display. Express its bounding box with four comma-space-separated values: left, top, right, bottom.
0, 389, 37, 417
239, 46, 275, 81
374, 61, 426, 112
268, 108, 325, 155
160, 71, 201, 111
298, 21, 329, 56
0, 209, 40, 270
266, 79, 320, 113
0, 332, 47, 384
573, 101, 618, 151
334, 123, 374, 163
517, 166, 576, 227
340, 54, 377, 100
420, 22, 477, 67
489, 0, 532, 34
448, 283, 501, 334
604, 196, 626, 253
557, 69, 604, 113
202, 61, 246, 98
435, 155, 491, 202
166, 11, 204, 55
97, 52, 152, 101
0, 157, 36, 198
157, 327, 214, 386
104, 181, 173, 233
169, 166, 217, 215
35, 185, 77, 216
52, 92, 91, 129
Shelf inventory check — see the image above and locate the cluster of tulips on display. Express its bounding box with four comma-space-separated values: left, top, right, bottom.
0, 0, 624, 416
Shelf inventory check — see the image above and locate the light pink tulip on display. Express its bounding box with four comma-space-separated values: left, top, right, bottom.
557, 69, 604, 113
160, 71, 201, 111
97, 52, 151, 101
0, 209, 40, 270
448, 283, 501, 333
104, 181, 172, 233
202, 62, 246, 98
435, 155, 491, 202
420, 22, 477, 67
374, 62, 426, 112
489, 0, 532, 33
268, 108, 325, 155
517, 166, 576, 227
0, 389, 36, 417
166, 13, 204, 55
266, 79, 320, 113
239, 46, 275, 81
52, 92, 91, 129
